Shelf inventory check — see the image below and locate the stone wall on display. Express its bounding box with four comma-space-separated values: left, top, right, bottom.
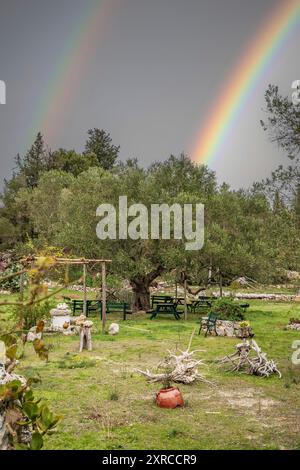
200, 319, 253, 338
286, 322, 300, 331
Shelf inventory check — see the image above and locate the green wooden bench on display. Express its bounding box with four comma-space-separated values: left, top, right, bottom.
66, 299, 100, 316
99, 301, 132, 321
147, 302, 182, 320
199, 313, 218, 336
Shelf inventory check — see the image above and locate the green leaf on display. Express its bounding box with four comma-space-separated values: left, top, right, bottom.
30, 432, 43, 451
24, 390, 34, 402
6, 344, 17, 360
22, 402, 39, 420
15, 443, 29, 450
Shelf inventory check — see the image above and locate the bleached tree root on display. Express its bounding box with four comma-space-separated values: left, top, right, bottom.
218, 339, 281, 378
135, 329, 213, 386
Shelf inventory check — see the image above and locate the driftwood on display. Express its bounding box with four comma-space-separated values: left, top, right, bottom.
218, 339, 281, 378
135, 329, 212, 385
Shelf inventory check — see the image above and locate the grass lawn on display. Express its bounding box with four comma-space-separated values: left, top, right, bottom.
1, 294, 300, 450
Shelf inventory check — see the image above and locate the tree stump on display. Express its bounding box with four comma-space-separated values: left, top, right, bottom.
76, 316, 93, 352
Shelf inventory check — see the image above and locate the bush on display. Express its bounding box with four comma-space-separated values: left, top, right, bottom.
13, 300, 54, 330
57, 353, 96, 369
210, 297, 244, 321
0, 262, 25, 293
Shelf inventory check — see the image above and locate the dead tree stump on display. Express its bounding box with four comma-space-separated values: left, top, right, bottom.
76, 316, 93, 352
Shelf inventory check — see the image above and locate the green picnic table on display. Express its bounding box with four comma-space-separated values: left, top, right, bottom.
188, 298, 214, 313
173, 297, 185, 305
151, 295, 174, 308
148, 302, 181, 320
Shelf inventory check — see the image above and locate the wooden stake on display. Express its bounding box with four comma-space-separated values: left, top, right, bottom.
18, 272, 25, 329
83, 263, 87, 316
184, 275, 187, 321
102, 262, 106, 334
219, 271, 223, 298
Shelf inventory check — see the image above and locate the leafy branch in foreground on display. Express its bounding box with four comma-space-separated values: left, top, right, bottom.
0, 334, 62, 450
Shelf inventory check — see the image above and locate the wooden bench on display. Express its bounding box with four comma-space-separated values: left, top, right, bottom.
147, 302, 182, 320
99, 301, 132, 321
66, 299, 101, 317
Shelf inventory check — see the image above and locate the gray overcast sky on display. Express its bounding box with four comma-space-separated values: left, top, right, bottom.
0, 0, 299, 189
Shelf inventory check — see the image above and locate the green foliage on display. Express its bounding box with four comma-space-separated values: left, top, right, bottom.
261, 84, 300, 159
0, 330, 60, 450
0, 262, 24, 292
17, 132, 49, 189
33, 338, 49, 362
0, 377, 62, 450
85, 128, 120, 170
47, 149, 99, 176
12, 300, 53, 330
57, 353, 96, 369
109, 391, 119, 401
0, 217, 17, 248
0, 333, 18, 361
210, 297, 244, 321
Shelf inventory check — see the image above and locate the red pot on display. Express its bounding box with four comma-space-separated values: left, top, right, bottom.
156, 387, 184, 409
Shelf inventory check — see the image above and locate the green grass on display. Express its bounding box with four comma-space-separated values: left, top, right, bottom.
1, 294, 300, 450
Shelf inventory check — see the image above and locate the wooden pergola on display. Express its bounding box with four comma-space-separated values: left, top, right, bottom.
20, 257, 112, 332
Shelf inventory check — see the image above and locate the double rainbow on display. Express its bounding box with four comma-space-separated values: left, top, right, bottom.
192, 0, 300, 165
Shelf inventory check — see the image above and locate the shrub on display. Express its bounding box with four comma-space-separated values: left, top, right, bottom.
0, 262, 25, 293
57, 353, 96, 369
210, 297, 244, 321
0, 375, 61, 450
12, 300, 54, 330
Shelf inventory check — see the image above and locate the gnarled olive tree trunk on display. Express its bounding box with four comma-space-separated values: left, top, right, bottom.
130, 265, 165, 312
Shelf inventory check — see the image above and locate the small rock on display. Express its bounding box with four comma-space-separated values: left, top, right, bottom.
109, 323, 120, 335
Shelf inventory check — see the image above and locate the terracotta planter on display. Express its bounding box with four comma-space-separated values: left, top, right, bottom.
155, 387, 184, 409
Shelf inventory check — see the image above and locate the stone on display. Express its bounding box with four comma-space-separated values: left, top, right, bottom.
200, 319, 253, 338
109, 323, 120, 335
286, 323, 300, 331
50, 303, 71, 329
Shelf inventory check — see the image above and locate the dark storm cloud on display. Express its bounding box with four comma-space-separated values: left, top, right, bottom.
0, 0, 299, 189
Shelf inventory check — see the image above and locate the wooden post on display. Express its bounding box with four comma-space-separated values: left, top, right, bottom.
184, 275, 187, 321
208, 258, 212, 285
18, 272, 25, 329
219, 271, 223, 298
102, 262, 106, 334
83, 263, 87, 316
19, 273, 24, 302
